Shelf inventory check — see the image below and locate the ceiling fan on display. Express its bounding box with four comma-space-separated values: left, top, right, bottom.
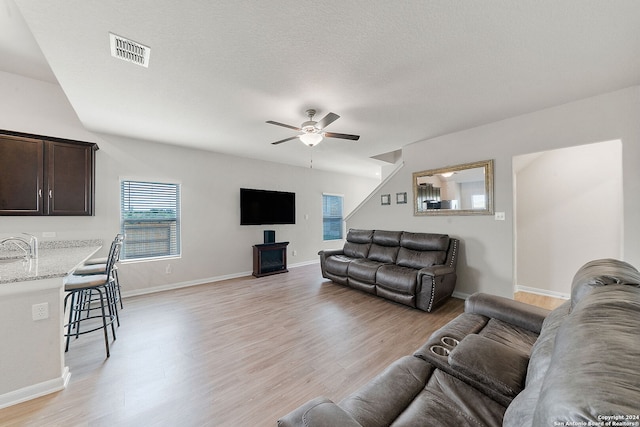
267, 109, 360, 147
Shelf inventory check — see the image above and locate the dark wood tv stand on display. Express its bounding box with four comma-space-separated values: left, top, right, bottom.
253, 241, 289, 277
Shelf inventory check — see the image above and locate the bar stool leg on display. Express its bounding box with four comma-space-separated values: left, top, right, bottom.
64, 291, 75, 353
113, 268, 123, 309
96, 287, 111, 358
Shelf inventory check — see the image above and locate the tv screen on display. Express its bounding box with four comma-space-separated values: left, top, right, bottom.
240, 188, 296, 225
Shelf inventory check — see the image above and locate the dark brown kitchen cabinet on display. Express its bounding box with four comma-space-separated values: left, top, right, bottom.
0, 130, 98, 216
0, 134, 43, 214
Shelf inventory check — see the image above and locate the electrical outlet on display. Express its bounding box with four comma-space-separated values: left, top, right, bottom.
165, 264, 172, 274
32, 303, 49, 321
495, 212, 506, 221
292, 250, 297, 256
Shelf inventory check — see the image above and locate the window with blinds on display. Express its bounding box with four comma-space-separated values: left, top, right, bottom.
322, 194, 344, 241
120, 180, 181, 260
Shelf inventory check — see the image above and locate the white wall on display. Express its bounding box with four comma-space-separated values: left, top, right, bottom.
514, 140, 623, 297
0, 278, 66, 401
95, 135, 377, 295
348, 86, 640, 298
0, 71, 379, 296
3, 70, 640, 301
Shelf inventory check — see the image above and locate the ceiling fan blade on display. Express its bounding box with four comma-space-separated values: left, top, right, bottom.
271, 136, 300, 145
323, 132, 360, 141
316, 112, 340, 129
266, 120, 301, 131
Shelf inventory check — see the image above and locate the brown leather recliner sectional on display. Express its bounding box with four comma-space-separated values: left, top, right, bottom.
318, 229, 459, 312
278, 258, 640, 426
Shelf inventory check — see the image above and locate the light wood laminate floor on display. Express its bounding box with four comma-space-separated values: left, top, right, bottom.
0, 265, 466, 427
514, 291, 567, 310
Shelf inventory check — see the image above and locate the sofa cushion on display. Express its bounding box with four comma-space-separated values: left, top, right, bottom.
400, 232, 449, 251
339, 356, 434, 427
532, 285, 640, 425
396, 247, 446, 269
524, 301, 570, 387
376, 287, 415, 307
448, 334, 529, 399
343, 241, 371, 259
372, 230, 403, 246
376, 264, 418, 294
277, 397, 362, 427
368, 244, 399, 264
348, 258, 384, 284
392, 369, 506, 427
477, 318, 540, 355
347, 228, 374, 244
570, 258, 640, 310
324, 254, 353, 276
348, 277, 377, 294
502, 302, 571, 427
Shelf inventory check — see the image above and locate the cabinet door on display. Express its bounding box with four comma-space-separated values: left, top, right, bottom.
0, 135, 44, 215
46, 141, 94, 215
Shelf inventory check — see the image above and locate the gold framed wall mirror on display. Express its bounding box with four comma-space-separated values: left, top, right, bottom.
413, 159, 494, 216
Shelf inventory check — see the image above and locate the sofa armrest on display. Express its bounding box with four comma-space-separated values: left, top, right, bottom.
465, 292, 550, 334
318, 249, 344, 257
418, 265, 455, 277
318, 249, 345, 279
415, 266, 457, 312
277, 397, 362, 427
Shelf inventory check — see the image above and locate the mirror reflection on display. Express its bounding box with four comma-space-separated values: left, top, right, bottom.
413, 159, 494, 216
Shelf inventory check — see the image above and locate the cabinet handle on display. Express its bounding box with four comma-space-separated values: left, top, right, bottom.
48, 189, 52, 198
38, 189, 42, 197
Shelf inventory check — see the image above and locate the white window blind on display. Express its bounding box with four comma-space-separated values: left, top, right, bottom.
120, 180, 181, 260
322, 194, 343, 240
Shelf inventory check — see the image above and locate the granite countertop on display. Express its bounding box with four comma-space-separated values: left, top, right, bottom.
0, 240, 102, 284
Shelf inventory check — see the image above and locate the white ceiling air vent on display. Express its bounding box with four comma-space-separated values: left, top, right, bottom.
109, 33, 150, 67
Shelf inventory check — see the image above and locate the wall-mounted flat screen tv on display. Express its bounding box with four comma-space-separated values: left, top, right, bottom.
240, 188, 296, 225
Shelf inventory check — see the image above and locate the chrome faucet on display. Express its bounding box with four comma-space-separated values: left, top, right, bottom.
0, 233, 38, 258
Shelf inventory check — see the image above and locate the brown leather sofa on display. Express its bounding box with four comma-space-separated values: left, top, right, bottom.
318, 229, 459, 312
278, 258, 640, 426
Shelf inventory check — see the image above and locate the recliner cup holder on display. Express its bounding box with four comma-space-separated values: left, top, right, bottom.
429, 345, 450, 356
441, 336, 460, 348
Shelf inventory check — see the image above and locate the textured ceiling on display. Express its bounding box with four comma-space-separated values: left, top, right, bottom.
3, 0, 640, 177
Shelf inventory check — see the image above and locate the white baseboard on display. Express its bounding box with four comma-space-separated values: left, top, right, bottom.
121, 260, 321, 299
288, 259, 320, 268
515, 285, 570, 300
0, 367, 70, 410
122, 270, 252, 298
452, 291, 471, 300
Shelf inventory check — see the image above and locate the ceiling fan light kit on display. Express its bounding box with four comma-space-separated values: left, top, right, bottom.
267, 109, 360, 146
299, 133, 323, 146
